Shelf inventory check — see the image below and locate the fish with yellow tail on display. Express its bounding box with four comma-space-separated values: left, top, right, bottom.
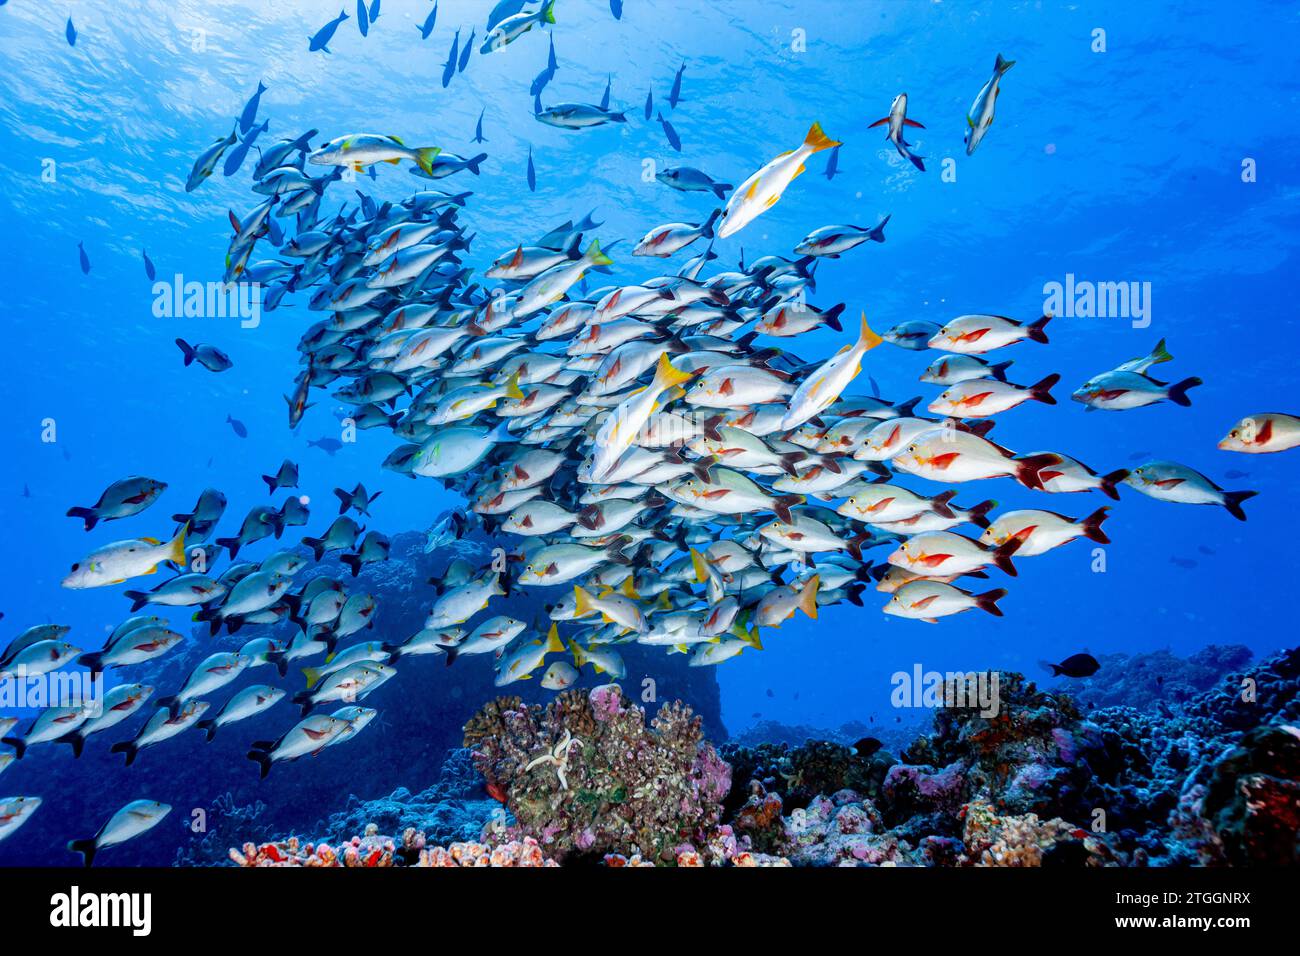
780, 313, 882, 430
755, 574, 820, 627
586, 353, 695, 482
570, 640, 626, 678
61, 525, 187, 589
494, 623, 566, 686
717, 122, 841, 238
965, 54, 1015, 155
573, 580, 647, 634
308, 134, 441, 175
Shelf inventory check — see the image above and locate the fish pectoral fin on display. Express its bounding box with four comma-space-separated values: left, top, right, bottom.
385, 158, 402, 165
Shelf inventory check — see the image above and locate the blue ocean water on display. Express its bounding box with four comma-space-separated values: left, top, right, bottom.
0, 0, 1297, 865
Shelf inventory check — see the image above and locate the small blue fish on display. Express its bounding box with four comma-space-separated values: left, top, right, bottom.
77, 241, 90, 275
66, 17, 76, 47
442, 29, 460, 88
459, 29, 475, 71
669, 61, 685, 108
526, 146, 536, 191
142, 249, 156, 281
657, 111, 681, 152
644, 88, 653, 121
226, 415, 248, 438
224, 119, 269, 177
309, 8, 350, 53
473, 108, 487, 143
239, 81, 266, 135
357, 0, 369, 36
611, 0, 623, 19
824, 144, 841, 179
600, 75, 611, 111
546, 32, 557, 73
417, 2, 437, 39
530, 65, 552, 97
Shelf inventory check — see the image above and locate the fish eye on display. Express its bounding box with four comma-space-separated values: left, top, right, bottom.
70, 563, 80, 571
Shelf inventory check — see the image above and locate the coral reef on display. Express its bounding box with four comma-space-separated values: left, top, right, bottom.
464, 684, 735, 863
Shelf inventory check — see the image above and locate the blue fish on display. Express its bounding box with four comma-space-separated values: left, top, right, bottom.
65, 17, 76, 47
369, 0, 381, 21
473, 108, 487, 143
239, 81, 266, 135
487, 0, 527, 32
546, 32, 557, 73
600, 75, 611, 111
824, 144, 841, 179
644, 88, 653, 121
526, 146, 536, 192
224, 119, 269, 177
530, 65, 552, 97
142, 249, 156, 281
459, 29, 475, 71
611, 0, 623, 19
657, 111, 681, 152
417, 2, 437, 39
226, 414, 248, 439
309, 8, 350, 53
77, 241, 90, 274
357, 0, 369, 36
669, 61, 685, 107
442, 29, 460, 87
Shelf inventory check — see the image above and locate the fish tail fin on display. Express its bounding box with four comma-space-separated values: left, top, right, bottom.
995, 53, 1016, 74
1080, 506, 1111, 544
700, 208, 722, 240
803, 121, 841, 154
340, 553, 362, 577
689, 548, 712, 584
856, 312, 883, 351
822, 302, 845, 332
65, 507, 98, 531
798, 574, 820, 620
990, 360, 1014, 382
1, 737, 26, 760
504, 370, 524, 400
1100, 469, 1129, 501
261, 474, 279, 493
68, 838, 97, 868
301, 536, 325, 561
1030, 372, 1061, 405
570, 638, 589, 668
123, 590, 149, 613
1027, 314, 1051, 344
1039, 660, 1063, 677
545, 622, 564, 653
975, 588, 1007, 617
1222, 489, 1257, 522
110, 740, 138, 766
414, 146, 442, 176
77, 652, 102, 673
619, 576, 640, 600
156, 695, 180, 718
1150, 337, 1173, 365
712, 182, 732, 200
992, 537, 1022, 576
929, 490, 957, 520
168, 524, 188, 566
302, 666, 323, 689
247, 749, 273, 779
650, 353, 693, 392
573, 585, 596, 618
1167, 376, 1202, 407
542, 0, 557, 24
466, 152, 488, 174
585, 238, 613, 267
175, 338, 196, 365
1014, 453, 1061, 490
199, 719, 218, 742
772, 494, 803, 524
967, 499, 998, 529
